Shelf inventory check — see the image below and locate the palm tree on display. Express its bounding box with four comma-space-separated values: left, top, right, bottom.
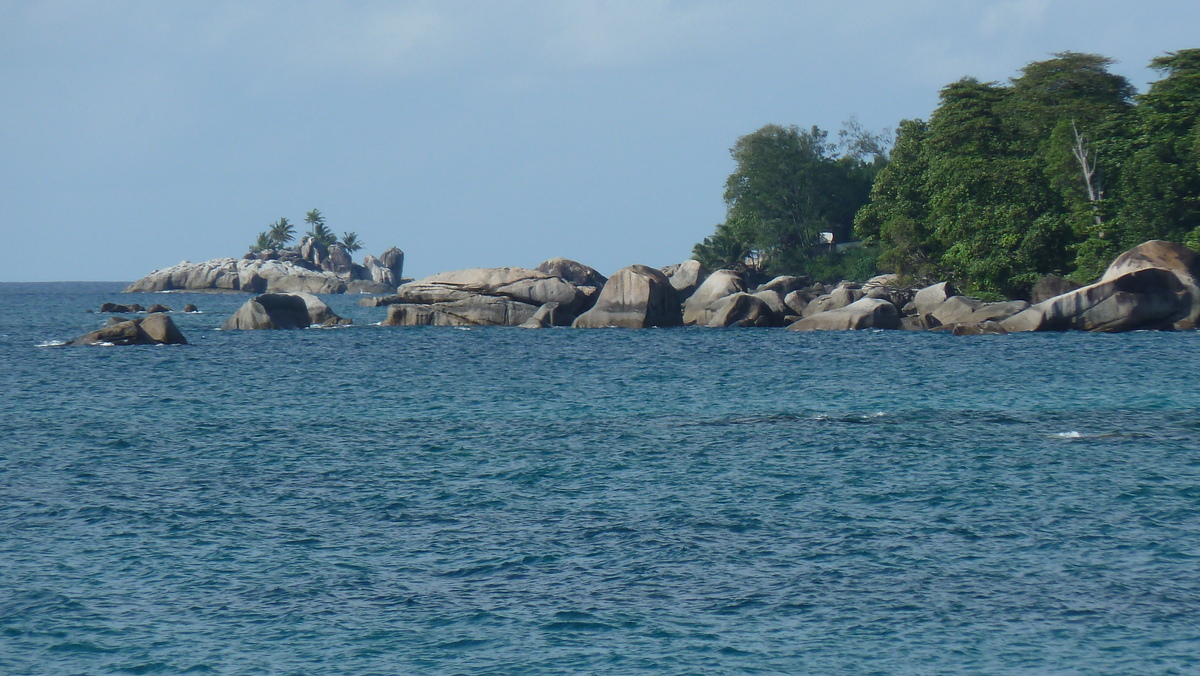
268, 217, 295, 249
249, 231, 273, 253
340, 231, 363, 253
305, 209, 336, 247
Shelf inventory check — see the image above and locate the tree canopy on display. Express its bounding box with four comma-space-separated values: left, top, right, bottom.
693, 122, 885, 277
851, 50, 1200, 297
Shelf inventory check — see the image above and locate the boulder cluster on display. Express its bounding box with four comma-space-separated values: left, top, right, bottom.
84, 240, 1197, 344
364, 240, 1200, 334
123, 244, 405, 295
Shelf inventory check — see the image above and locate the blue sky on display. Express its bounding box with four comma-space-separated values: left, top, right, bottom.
2, 0, 1197, 281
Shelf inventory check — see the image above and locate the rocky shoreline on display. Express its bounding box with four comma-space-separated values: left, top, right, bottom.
83, 239, 1198, 346
352, 240, 1200, 334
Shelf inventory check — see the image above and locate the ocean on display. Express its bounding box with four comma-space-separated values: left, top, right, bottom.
2, 282, 1199, 674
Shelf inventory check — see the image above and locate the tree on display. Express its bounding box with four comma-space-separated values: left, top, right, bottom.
249, 231, 273, 254
694, 123, 878, 277
340, 231, 363, 253
1113, 49, 1200, 254
268, 217, 295, 249
304, 209, 337, 247
855, 53, 1139, 295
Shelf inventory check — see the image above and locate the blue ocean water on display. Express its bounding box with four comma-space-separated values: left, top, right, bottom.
1, 282, 1199, 675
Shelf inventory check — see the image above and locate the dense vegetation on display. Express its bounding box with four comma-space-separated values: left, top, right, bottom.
696, 49, 1200, 298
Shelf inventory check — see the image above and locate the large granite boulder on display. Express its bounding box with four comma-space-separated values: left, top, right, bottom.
1002, 267, 1188, 333
930, 296, 984, 326
221, 293, 346, 330
783, 290, 810, 316
706, 293, 774, 327
787, 297, 901, 331
683, 270, 745, 325
362, 255, 397, 287
379, 247, 405, 283
519, 302, 560, 329
535, 258, 607, 289
321, 244, 354, 276
663, 260, 709, 301
751, 290, 790, 325
572, 265, 682, 328
394, 267, 592, 318
908, 282, 956, 316
241, 259, 348, 294
70, 313, 188, 346
755, 275, 809, 297
383, 296, 539, 327
801, 284, 864, 317
1100, 240, 1200, 329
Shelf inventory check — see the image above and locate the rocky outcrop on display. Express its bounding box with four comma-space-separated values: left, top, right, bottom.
145, 303, 171, 314
662, 260, 709, 301
368, 264, 604, 326
755, 276, 809, 297
221, 293, 348, 330
750, 290, 790, 325
519, 302, 560, 329
182, 304, 199, 313
705, 293, 774, 327
802, 284, 864, 317
70, 313, 187, 346
908, 282, 955, 316
1100, 240, 1200, 329
683, 270, 745, 325
1002, 267, 1187, 333
572, 265, 682, 328
930, 296, 984, 326
125, 258, 345, 294
383, 296, 539, 327
100, 303, 145, 313
392, 268, 593, 316
536, 258, 607, 289
787, 297, 901, 331
125, 244, 404, 295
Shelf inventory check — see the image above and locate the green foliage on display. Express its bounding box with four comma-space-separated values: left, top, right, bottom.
249, 231, 273, 254
340, 231, 363, 253
801, 245, 880, 284
304, 209, 337, 248
268, 217, 296, 249
1112, 49, 1200, 248
694, 121, 883, 277
855, 52, 1150, 297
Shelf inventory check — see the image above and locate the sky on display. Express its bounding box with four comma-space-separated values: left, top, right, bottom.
1, 1, 1198, 282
